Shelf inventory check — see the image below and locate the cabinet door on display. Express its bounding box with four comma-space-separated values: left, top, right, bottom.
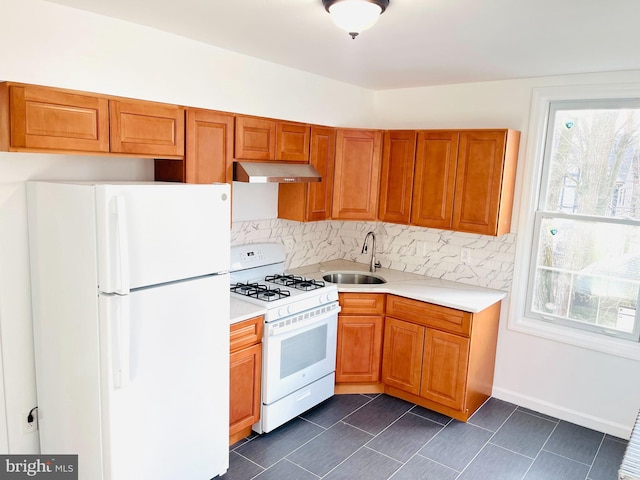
378, 130, 417, 224
306, 126, 336, 220
278, 126, 336, 221
381, 317, 424, 395
420, 329, 469, 410
6, 84, 109, 152
332, 129, 383, 220
336, 315, 384, 383
453, 130, 516, 235
155, 108, 234, 183
234, 115, 275, 160
276, 122, 310, 162
110, 99, 184, 157
229, 343, 262, 436
411, 131, 459, 229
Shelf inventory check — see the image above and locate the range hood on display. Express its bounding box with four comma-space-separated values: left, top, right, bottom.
233, 161, 322, 183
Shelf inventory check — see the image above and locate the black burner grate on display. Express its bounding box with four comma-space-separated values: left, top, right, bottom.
265, 274, 325, 291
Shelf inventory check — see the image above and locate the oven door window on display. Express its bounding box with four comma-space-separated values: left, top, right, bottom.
280, 324, 327, 379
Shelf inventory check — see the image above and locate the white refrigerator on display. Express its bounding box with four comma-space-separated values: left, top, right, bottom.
27, 181, 231, 480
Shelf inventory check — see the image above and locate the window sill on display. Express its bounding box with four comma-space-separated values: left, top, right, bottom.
509, 316, 640, 361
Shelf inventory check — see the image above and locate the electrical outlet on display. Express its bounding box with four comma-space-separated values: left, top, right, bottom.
460, 248, 471, 264
22, 410, 38, 434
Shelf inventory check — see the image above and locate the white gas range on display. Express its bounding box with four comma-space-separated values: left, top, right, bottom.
230, 243, 340, 434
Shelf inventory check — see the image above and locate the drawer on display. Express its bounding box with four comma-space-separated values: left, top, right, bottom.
339, 293, 385, 315
386, 295, 471, 336
230, 315, 263, 352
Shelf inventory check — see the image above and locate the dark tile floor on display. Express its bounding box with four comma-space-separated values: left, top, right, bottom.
220, 394, 628, 480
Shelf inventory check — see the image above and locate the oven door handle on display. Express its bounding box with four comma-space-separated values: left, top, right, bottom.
267, 303, 340, 337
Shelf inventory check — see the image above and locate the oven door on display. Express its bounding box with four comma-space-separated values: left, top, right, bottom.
262, 302, 339, 405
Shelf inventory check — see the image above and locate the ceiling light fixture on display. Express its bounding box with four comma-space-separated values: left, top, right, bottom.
323, 0, 390, 39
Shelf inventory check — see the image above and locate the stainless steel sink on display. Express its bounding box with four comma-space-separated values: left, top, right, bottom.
322, 272, 386, 285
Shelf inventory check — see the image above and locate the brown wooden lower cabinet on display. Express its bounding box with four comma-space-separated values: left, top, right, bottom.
335, 293, 385, 393
381, 295, 501, 421
380, 317, 424, 395
229, 316, 263, 444
337, 315, 384, 383
420, 328, 470, 410
336, 292, 501, 422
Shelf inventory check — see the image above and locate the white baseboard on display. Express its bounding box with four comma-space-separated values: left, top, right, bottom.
492, 386, 633, 440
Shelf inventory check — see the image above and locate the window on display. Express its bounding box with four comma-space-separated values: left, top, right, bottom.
526, 99, 640, 341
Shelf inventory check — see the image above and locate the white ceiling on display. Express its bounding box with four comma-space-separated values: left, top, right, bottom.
45, 0, 640, 90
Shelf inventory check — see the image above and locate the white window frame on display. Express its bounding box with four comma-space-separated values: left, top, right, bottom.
508, 83, 640, 361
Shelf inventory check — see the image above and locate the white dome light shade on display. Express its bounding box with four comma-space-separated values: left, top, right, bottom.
325, 0, 388, 39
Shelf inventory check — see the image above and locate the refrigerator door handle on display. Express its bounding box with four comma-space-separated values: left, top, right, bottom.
112, 195, 130, 295
112, 295, 131, 389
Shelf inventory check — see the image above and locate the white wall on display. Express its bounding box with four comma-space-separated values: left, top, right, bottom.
375, 70, 640, 438
0, 0, 373, 453
2, 0, 639, 453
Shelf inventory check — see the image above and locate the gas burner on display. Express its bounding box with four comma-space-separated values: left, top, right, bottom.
265, 274, 325, 291
230, 282, 291, 302
230, 282, 260, 295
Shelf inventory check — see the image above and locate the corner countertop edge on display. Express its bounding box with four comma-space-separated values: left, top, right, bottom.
288, 260, 507, 313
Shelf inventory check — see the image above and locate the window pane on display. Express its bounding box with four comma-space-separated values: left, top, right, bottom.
531, 216, 640, 335
543, 107, 640, 220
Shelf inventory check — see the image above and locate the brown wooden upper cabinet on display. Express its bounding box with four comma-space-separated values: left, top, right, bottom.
410, 129, 519, 236
0, 82, 110, 153
278, 126, 336, 222
378, 130, 417, 224
235, 115, 310, 162
234, 115, 275, 160
332, 128, 383, 220
452, 130, 520, 235
0, 82, 185, 158
155, 108, 234, 184
276, 122, 310, 162
411, 130, 459, 229
110, 99, 184, 158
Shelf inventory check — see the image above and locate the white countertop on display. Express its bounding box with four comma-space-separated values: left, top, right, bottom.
288, 260, 507, 313
230, 297, 266, 325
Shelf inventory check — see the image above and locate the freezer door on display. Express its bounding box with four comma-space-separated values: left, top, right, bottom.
99, 274, 229, 480
96, 183, 230, 293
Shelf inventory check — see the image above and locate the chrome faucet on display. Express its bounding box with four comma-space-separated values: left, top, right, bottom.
361, 231, 382, 273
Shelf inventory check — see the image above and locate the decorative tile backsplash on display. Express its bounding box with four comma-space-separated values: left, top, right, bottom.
231, 219, 516, 291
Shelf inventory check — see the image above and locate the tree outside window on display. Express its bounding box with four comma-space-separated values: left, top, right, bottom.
527, 101, 640, 341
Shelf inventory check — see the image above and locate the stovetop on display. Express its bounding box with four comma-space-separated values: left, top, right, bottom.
230, 273, 331, 302
229, 243, 339, 321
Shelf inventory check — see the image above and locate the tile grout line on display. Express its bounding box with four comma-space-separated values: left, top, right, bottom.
585, 433, 607, 480
278, 458, 322, 479
518, 418, 561, 479
315, 403, 416, 479
273, 392, 380, 466
384, 406, 464, 479
273, 394, 380, 479
311, 393, 379, 431
227, 450, 267, 478
453, 405, 520, 479
407, 405, 454, 427
362, 408, 453, 475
